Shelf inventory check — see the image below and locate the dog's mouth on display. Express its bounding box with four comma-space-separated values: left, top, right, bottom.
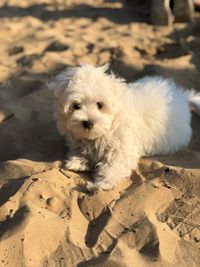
67, 119, 111, 140
71, 126, 105, 140
80, 129, 99, 139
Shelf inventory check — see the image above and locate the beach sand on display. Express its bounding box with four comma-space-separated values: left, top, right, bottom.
0, 1, 200, 266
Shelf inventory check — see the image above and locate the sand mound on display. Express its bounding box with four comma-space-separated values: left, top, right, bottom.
0, 0, 200, 266
1, 158, 200, 267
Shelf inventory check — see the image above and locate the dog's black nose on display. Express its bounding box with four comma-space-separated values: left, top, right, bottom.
82, 120, 94, 130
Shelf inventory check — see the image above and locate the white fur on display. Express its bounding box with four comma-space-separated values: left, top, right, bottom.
50, 64, 200, 190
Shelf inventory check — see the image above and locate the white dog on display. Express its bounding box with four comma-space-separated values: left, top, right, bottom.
50, 64, 200, 190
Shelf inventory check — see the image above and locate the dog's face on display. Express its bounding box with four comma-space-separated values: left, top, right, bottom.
50, 64, 125, 140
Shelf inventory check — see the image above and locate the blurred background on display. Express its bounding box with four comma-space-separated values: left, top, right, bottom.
0, 0, 200, 161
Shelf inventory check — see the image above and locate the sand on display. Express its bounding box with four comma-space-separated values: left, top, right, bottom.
0, 0, 200, 266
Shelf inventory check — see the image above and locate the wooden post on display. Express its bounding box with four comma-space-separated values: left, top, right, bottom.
174, 0, 195, 22
151, 0, 173, 26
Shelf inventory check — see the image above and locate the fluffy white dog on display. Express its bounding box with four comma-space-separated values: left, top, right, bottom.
50, 64, 200, 190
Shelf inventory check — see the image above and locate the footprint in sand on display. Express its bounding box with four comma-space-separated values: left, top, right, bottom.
44, 40, 69, 52
157, 196, 200, 243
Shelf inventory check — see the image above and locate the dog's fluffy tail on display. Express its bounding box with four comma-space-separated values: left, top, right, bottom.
184, 89, 200, 116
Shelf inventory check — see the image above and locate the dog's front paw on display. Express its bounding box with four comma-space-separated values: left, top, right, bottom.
64, 157, 89, 172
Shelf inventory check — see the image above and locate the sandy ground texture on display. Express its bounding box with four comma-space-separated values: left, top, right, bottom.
0, 0, 200, 266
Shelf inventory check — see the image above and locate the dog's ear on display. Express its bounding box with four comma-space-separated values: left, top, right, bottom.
48, 67, 78, 97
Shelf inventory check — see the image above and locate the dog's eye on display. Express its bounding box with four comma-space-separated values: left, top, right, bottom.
97, 102, 104, 110
72, 103, 81, 110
